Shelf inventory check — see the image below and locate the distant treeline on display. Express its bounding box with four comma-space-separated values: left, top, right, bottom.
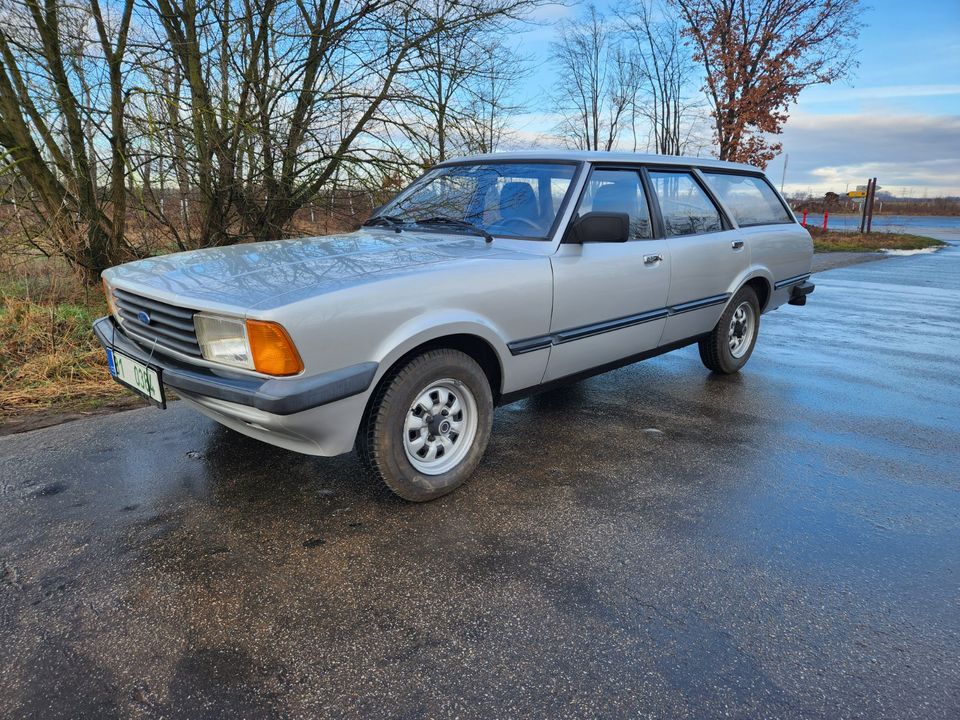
787, 196, 960, 217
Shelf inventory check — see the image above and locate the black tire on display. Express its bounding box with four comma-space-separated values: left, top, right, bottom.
357, 349, 493, 502
699, 286, 761, 374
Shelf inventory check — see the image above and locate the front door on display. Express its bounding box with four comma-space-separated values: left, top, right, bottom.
544, 167, 671, 382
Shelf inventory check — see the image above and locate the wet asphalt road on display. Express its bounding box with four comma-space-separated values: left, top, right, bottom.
2, 245, 959, 720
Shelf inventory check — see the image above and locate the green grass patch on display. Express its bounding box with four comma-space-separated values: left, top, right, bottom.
808, 227, 947, 253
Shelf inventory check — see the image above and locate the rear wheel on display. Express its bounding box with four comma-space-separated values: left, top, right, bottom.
699, 286, 760, 374
357, 349, 493, 502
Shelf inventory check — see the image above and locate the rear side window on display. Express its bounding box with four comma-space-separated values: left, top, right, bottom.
576, 169, 653, 239
702, 172, 793, 226
648, 171, 722, 237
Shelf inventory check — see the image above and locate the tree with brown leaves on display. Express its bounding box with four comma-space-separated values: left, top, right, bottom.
670, 0, 861, 167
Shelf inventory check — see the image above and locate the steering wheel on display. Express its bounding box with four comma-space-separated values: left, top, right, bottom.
493, 216, 542, 235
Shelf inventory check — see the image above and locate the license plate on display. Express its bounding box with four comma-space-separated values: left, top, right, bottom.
106, 348, 165, 407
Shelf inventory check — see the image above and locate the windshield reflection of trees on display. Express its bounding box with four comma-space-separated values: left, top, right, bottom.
382, 163, 576, 235
117, 234, 482, 303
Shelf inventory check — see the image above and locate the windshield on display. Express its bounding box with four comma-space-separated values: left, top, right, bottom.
375, 162, 580, 240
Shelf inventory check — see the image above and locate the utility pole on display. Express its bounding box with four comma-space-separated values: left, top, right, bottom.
780, 154, 789, 194
859, 177, 879, 233
860, 178, 873, 234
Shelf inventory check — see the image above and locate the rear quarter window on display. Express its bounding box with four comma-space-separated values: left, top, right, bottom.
702, 172, 793, 226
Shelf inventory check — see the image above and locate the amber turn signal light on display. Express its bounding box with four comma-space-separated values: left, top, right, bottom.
246, 320, 304, 376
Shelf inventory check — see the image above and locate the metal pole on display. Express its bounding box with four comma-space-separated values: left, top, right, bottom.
860, 179, 870, 235
866, 178, 877, 234
780, 154, 789, 194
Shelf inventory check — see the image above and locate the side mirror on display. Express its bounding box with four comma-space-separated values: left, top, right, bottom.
569, 212, 630, 243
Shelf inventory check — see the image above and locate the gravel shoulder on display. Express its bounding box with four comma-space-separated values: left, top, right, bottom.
812, 250, 888, 273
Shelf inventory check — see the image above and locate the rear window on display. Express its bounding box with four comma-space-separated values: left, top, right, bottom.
702, 172, 793, 227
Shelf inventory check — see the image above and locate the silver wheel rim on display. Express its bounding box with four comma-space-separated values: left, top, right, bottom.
728, 301, 755, 359
403, 378, 478, 475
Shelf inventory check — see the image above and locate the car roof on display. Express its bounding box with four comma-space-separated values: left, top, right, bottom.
438, 150, 761, 174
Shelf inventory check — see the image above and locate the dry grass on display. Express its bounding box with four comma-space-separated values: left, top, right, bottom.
808, 227, 946, 253
0, 297, 131, 419
0, 257, 133, 424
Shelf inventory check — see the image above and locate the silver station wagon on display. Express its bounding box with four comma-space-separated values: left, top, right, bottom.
95, 151, 814, 501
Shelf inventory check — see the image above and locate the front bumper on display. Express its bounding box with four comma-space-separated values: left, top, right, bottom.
93, 316, 377, 416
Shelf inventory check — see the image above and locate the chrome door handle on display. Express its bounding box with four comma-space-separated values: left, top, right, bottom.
731, 240, 745, 250
643, 254, 662, 265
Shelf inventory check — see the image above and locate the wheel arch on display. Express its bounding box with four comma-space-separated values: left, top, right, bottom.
365, 321, 508, 414
729, 267, 774, 312
383, 333, 504, 400
744, 276, 772, 311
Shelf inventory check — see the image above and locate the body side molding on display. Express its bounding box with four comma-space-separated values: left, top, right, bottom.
774, 273, 812, 290
507, 293, 730, 356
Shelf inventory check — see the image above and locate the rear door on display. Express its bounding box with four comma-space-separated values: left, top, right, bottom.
700, 170, 807, 287
647, 168, 748, 346
543, 166, 670, 382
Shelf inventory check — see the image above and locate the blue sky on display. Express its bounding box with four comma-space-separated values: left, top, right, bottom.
505, 0, 960, 196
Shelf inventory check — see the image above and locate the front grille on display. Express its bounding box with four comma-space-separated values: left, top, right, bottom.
113, 288, 202, 358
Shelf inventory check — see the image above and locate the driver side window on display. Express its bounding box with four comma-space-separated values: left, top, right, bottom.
576, 169, 653, 240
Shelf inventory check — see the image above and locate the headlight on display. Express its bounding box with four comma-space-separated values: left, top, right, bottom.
195, 313, 252, 369
194, 313, 303, 376
102, 277, 119, 320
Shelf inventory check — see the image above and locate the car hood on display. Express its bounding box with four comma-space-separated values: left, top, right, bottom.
104, 230, 537, 312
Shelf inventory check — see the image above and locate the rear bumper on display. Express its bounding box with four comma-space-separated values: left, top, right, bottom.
92, 316, 377, 416
788, 280, 815, 306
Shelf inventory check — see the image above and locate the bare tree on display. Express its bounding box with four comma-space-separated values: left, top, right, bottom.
402, 3, 486, 165
0, 0, 547, 279
140, 0, 543, 244
401, 24, 528, 165
618, 0, 702, 155
0, 0, 137, 278
670, 0, 861, 167
551, 4, 639, 151
457, 39, 529, 155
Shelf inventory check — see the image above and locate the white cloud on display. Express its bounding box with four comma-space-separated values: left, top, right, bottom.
777, 113, 960, 196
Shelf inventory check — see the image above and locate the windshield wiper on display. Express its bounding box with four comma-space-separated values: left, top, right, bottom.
414, 216, 493, 243
363, 214, 406, 232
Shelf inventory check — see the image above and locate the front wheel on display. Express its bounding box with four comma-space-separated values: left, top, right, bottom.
699, 286, 760, 374
357, 349, 493, 502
